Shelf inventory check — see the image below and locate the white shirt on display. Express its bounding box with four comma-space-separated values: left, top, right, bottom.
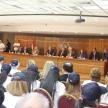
53, 81, 65, 108
3, 92, 24, 108
59, 89, 65, 97
100, 93, 108, 106
3, 76, 11, 88
13, 43, 20, 51
0, 64, 2, 73
10, 69, 21, 75
31, 80, 40, 92
0, 43, 5, 52
83, 80, 106, 87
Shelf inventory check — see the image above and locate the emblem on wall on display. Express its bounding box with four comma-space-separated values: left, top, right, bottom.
59, 42, 70, 49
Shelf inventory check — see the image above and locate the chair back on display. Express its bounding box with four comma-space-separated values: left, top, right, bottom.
27, 47, 32, 54
38, 77, 44, 82
61, 81, 66, 87
83, 50, 87, 58
8, 74, 12, 77
51, 47, 57, 56
72, 48, 77, 58
33, 88, 53, 108
58, 94, 76, 108
98, 105, 108, 108
39, 47, 44, 55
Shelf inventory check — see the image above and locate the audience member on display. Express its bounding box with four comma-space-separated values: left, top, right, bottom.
15, 92, 49, 108
5, 39, 11, 52
100, 75, 108, 106
0, 89, 6, 108
73, 82, 107, 108
0, 40, 5, 52
0, 55, 4, 73
83, 68, 105, 87
47, 46, 52, 56
25, 64, 40, 92
3, 72, 28, 108
13, 40, 20, 53
59, 72, 81, 99
77, 49, 85, 59
60, 62, 73, 82
33, 46, 39, 55
1, 63, 11, 88
58, 47, 67, 57
10, 59, 20, 75
66, 47, 76, 58
40, 65, 65, 108
40, 61, 54, 78
101, 48, 108, 61
89, 48, 100, 60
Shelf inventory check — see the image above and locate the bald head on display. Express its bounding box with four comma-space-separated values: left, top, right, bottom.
16, 93, 49, 108
62, 62, 73, 73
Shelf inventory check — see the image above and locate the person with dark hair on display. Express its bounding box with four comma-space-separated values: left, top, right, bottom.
47, 46, 53, 56
25, 64, 40, 92
77, 49, 85, 59
5, 39, 11, 52
0, 89, 6, 108
89, 48, 100, 60
58, 47, 67, 57
0, 55, 4, 73
40, 65, 65, 108
60, 62, 73, 82
1, 63, 11, 88
101, 48, 108, 61
73, 82, 107, 108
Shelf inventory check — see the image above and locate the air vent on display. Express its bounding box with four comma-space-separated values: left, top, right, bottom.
79, 2, 91, 4
5, 25, 10, 26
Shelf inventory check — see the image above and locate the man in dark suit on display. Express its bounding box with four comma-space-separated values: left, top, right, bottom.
5, 39, 11, 52
89, 48, 100, 60
47, 46, 53, 56
66, 47, 76, 58
58, 47, 67, 57
101, 48, 108, 61
60, 62, 73, 82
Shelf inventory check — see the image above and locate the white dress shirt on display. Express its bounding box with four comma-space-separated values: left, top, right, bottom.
0, 43, 5, 52
3, 76, 11, 88
83, 80, 106, 87
13, 43, 20, 51
100, 93, 108, 106
10, 69, 21, 75
0, 64, 2, 73
3, 92, 24, 108
53, 81, 65, 108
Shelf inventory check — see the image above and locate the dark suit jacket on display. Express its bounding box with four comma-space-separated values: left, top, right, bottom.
58, 51, 67, 57
102, 52, 108, 60
60, 74, 68, 82
47, 50, 53, 55
5, 42, 11, 52
67, 51, 76, 58
89, 52, 100, 60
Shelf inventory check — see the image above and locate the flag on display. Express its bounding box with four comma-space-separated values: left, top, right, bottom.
32, 37, 34, 51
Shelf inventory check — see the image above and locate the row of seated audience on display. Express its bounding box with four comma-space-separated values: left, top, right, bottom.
0, 39, 108, 61
0, 55, 108, 108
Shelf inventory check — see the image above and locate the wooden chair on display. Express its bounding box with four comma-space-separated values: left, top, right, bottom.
38, 77, 44, 82
98, 103, 108, 108
33, 88, 53, 108
58, 94, 76, 108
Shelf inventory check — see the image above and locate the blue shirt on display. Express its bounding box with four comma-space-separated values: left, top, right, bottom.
77, 53, 85, 58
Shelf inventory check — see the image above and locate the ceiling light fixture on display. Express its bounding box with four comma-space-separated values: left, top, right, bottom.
82, 6, 100, 10
101, 33, 104, 34
94, 19, 98, 21
100, 6, 108, 9
93, 1, 108, 6
55, 18, 58, 20
75, 32, 78, 33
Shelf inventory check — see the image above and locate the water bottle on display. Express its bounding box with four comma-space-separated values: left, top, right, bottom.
9, 49, 10, 53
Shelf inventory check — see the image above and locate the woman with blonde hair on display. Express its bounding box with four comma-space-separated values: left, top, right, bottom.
59, 72, 81, 99
21, 59, 40, 80
33, 46, 39, 55
3, 72, 28, 108
100, 75, 108, 106
40, 61, 54, 78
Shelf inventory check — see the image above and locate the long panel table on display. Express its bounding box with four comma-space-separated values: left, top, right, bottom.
1, 52, 108, 76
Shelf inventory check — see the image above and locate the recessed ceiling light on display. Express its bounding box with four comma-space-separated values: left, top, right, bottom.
33, 31, 35, 32
19, 31, 21, 32
101, 33, 104, 34
75, 32, 78, 33
24, 18, 27, 20
82, 6, 100, 10
0, 19, 3, 20
51, 31, 54, 32
93, 1, 108, 6
94, 19, 98, 21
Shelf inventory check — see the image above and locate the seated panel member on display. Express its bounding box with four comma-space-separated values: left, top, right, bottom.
89, 48, 100, 60
33, 46, 39, 55
66, 47, 76, 58
60, 62, 73, 82
13, 40, 20, 53
77, 49, 85, 59
17, 47, 23, 54
0, 40, 5, 52
22, 47, 29, 54
58, 47, 67, 57
47, 46, 52, 56
102, 48, 108, 61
